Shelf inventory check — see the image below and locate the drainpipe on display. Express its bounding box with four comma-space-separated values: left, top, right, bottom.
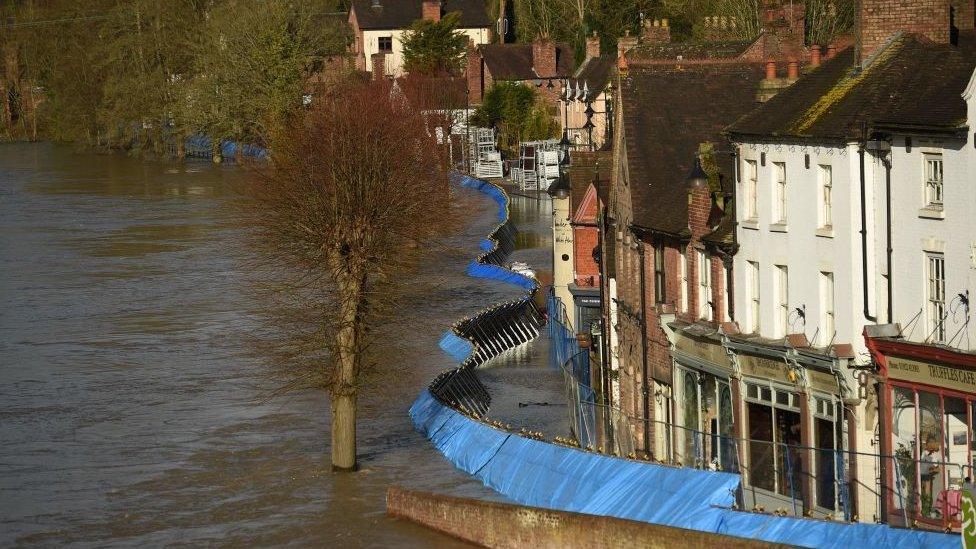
883, 154, 893, 322
859, 144, 877, 323
637, 235, 651, 454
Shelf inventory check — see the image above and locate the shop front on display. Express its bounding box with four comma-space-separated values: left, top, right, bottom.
865, 329, 976, 531
670, 324, 737, 472
725, 338, 852, 518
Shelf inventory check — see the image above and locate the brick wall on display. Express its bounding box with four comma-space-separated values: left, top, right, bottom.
387, 486, 792, 549
574, 226, 600, 286
467, 42, 483, 104
532, 38, 557, 78
952, 0, 975, 30
858, 0, 950, 63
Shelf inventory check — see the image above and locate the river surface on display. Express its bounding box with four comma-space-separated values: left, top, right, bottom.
0, 143, 556, 547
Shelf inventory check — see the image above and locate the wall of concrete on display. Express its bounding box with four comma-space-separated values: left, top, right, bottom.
386, 486, 793, 549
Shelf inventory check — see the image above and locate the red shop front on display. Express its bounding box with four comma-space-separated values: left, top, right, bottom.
865, 326, 976, 532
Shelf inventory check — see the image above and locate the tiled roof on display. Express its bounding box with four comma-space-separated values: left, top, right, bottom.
621, 61, 765, 234
479, 43, 575, 80
351, 0, 492, 30
630, 40, 753, 61
728, 33, 976, 140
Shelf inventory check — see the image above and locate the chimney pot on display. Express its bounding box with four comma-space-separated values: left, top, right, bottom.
765, 60, 777, 80
662, 18, 668, 28
787, 59, 799, 79
826, 44, 837, 59
810, 45, 821, 67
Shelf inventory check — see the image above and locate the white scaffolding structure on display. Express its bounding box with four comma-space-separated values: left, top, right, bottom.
512, 139, 562, 192
467, 127, 503, 178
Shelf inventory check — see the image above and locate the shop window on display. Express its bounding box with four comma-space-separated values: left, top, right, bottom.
682, 370, 700, 466
748, 402, 775, 492
892, 386, 919, 517
746, 382, 802, 499
944, 397, 968, 489
918, 390, 944, 519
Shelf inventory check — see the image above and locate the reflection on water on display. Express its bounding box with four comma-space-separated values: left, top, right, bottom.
0, 143, 554, 547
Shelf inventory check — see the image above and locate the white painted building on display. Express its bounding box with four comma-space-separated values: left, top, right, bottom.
727, 31, 976, 528
348, 0, 492, 77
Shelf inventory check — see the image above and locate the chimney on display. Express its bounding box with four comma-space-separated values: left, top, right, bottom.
810, 45, 821, 67
617, 29, 638, 58
466, 40, 483, 104
757, 60, 791, 103
371, 52, 386, 80
585, 31, 601, 59
642, 18, 671, 43
765, 60, 777, 80
422, 0, 441, 22
532, 36, 557, 78
858, 0, 950, 65
951, 0, 975, 32
826, 43, 837, 59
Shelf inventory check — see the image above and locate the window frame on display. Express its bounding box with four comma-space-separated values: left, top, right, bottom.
698, 250, 712, 321
654, 245, 666, 304
924, 153, 944, 208
776, 264, 789, 337
679, 248, 688, 313
748, 260, 761, 333
926, 252, 946, 343
744, 159, 758, 220
377, 35, 393, 53
773, 162, 787, 224
819, 271, 835, 347
818, 164, 832, 229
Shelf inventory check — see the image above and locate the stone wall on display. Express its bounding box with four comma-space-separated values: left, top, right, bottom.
387, 486, 793, 549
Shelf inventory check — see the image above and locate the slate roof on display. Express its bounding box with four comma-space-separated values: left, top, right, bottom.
622, 61, 765, 234
350, 0, 492, 30
571, 56, 616, 96
479, 43, 575, 80
728, 33, 976, 140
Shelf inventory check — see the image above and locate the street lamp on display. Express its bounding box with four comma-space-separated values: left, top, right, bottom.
685, 155, 709, 190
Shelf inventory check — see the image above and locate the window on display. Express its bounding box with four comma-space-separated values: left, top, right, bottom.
748, 261, 760, 333
819, 272, 834, 346
654, 246, 666, 304
698, 250, 712, 320
776, 265, 789, 337
924, 154, 943, 207
679, 249, 688, 313
927, 253, 946, 343
818, 165, 832, 228
721, 263, 729, 322
378, 36, 393, 52
745, 160, 758, 220
773, 162, 787, 223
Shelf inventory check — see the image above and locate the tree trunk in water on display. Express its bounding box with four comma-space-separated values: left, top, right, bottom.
331, 255, 366, 472
331, 392, 357, 471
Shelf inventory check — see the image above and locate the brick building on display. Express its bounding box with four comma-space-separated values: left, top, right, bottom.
465, 37, 574, 105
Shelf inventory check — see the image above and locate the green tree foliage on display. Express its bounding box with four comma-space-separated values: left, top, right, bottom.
401, 11, 468, 75
471, 81, 559, 153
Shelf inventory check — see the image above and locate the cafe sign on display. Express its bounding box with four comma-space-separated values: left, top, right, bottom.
888, 356, 976, 392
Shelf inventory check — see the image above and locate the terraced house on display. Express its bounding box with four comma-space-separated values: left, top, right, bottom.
726, 0, 976, 530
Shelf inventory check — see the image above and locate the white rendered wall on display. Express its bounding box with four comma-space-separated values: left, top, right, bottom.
362, 28, 490, 77
733, 143, 875, 362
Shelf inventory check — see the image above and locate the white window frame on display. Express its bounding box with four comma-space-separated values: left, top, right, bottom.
748, 261, 760, 333
926, 253, 946, 343
924, 154, 943, 207
679, 249, 688, 313
819, 271, 835, 346
698, 250, 712, 321
745, 159, 758, 220
773, 162, 787, 224
776, 265, 789, 337
818, 165, 832, 228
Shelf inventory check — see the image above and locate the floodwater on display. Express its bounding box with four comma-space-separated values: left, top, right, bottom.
0, 143, 556, 547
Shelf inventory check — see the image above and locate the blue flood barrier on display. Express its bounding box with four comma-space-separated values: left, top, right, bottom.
411, 390, 957, 549
438, 331, 474, 363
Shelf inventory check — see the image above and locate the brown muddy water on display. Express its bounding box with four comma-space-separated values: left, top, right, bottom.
0, 143, 555, 547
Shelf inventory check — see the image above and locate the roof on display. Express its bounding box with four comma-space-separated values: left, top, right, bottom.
568, 150, 611, 212
621, 61, 765, 234
728, 33, 976, 140
350, 0, 491, 30
630, 40, 753, 61
479, 43, 575, 80
569, 56, 616, 96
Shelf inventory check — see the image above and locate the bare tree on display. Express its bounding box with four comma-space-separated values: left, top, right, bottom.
243, 78, 456, 471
